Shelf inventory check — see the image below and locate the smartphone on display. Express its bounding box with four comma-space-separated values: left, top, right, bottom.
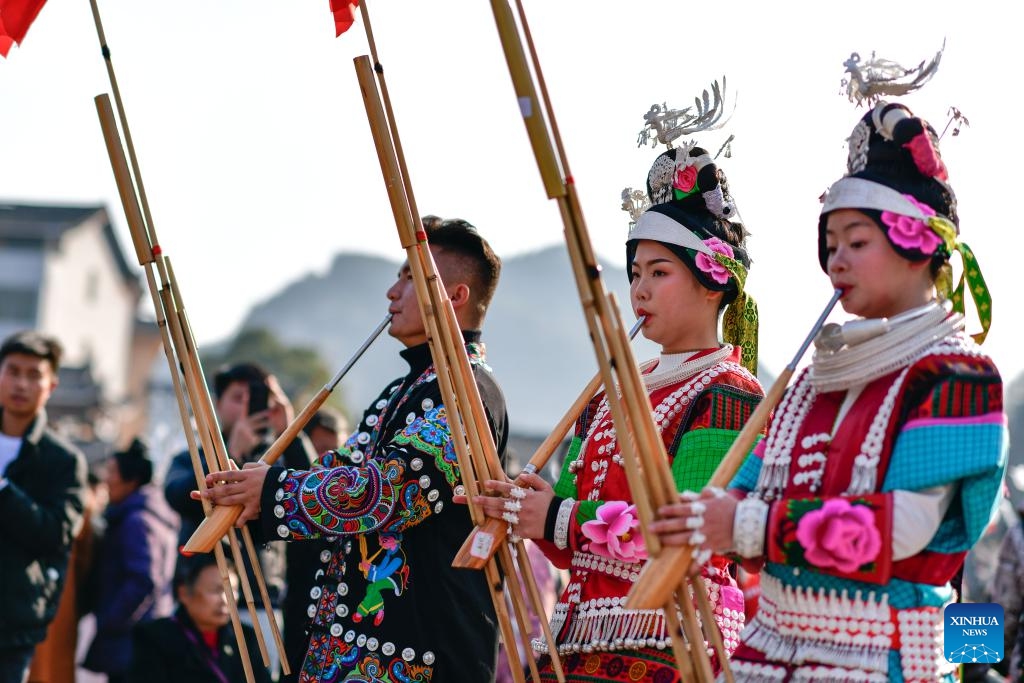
247, 381, 270, 416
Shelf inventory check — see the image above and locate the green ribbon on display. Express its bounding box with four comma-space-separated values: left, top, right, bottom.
715, 253, 759, 375
927, 217, 992, 344
950, 242, 992, 344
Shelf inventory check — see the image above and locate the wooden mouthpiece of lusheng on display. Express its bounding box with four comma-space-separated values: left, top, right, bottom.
452, 517, 507, 569
183, 503, 244, 554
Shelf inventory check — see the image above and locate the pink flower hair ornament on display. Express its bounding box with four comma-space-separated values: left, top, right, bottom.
581, 501, 647, 563
880, 194, 944, 255
673, 164, 700, 198
694, 237, 735, 285
795, 498, 882, 574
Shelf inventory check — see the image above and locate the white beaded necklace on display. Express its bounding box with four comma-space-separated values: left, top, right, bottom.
810, 302, 964, 393
754, 329, 974, 502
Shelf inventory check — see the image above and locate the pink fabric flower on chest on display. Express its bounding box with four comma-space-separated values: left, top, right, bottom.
795, 498, 881, 574
581, 501, 647, 563
881, 195, 942, 254
694, 237, 734, 285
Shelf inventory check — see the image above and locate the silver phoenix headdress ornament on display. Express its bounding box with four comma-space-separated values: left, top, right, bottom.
842, 41, 944, 107
623, 78, 737, 228
637, 77, 733, 149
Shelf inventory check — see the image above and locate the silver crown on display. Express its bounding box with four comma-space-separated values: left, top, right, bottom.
842, 42, 944, 107
637, 77, 733, 149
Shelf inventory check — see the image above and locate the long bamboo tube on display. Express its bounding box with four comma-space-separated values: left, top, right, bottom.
350, 3, 563, 674
139, 266, 256, 683
627, 289, 844, 610
94, 90, 261, 683
484, 0, 730, 676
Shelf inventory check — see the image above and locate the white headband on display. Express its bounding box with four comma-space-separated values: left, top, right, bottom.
629, 210, 715, 257
821, 177, 931, 219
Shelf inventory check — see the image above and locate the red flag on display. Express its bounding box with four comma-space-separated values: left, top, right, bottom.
0, 0, 48, 57
330, 0, 359, 37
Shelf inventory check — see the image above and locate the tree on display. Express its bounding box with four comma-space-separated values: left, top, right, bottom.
200, 327, 348, 414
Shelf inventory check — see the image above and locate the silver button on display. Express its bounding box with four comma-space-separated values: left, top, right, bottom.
274, 505, 285, 519
315, 569, 324, 580
357, 432, 371, 445
344, 630, 356, 643
367, 637, 379, 651
418, 475, 431, 488
366, 415, 378, 427
423, 651, 435, 665
274, 489, 284, 502
454, 485, 465, 496
421, 398, 434, 411
330, 623, 343, 637
382, 642, 395, 656
338, 583, 348, 596
277, 525, 289, 538
434, 502, 443, 513
410, 458, 423, 471
388, 385, 399, 394
356, 634, 367, 647
278, 471, 287, 483
350, 450, 364, 464
427, 490, 439, 502
307, 604, 317, 618
310, 587, 322, 599
336, 604, 349, 617
320, 550, 332, 563
406, 412, 416, 425
402, 648, 415, 662
376, 399, 388, 409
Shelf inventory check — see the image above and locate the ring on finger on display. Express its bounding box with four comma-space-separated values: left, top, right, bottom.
503, 499, 522, 513
502, 511, 520, 525
684, 515, 704, 530
689, 530, 706, 547
692, 547, 712, 566
509, 486, 528, 500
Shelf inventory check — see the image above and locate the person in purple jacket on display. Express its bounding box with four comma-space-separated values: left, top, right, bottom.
84, 438, 179, 683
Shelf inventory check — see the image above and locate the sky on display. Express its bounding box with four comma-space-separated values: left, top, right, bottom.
1, 0, 1022, 383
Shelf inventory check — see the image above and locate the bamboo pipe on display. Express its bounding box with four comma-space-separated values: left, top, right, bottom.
350, 47, 537, 683
158, 265, 273, 668
627, 289, 845, 610
486, 0, 712, 671
95, 91, 258, 682
141, 266, 256, 683
184, 314, 392, 553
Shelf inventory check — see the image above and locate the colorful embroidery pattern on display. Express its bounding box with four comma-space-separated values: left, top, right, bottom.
280, 459, 402, 538
301, 634, 432, 682
392, 406, 460, 488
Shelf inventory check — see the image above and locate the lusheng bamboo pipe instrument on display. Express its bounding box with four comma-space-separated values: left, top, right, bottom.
484, 0, 744, 678
627, 289, 844, 611
454, 316, 644, 569
350, 2, 564, 680
184, 314, 392, 553
94, 91, 267, 682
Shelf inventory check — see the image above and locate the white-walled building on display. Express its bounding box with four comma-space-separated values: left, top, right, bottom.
0, 202, 161, 457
